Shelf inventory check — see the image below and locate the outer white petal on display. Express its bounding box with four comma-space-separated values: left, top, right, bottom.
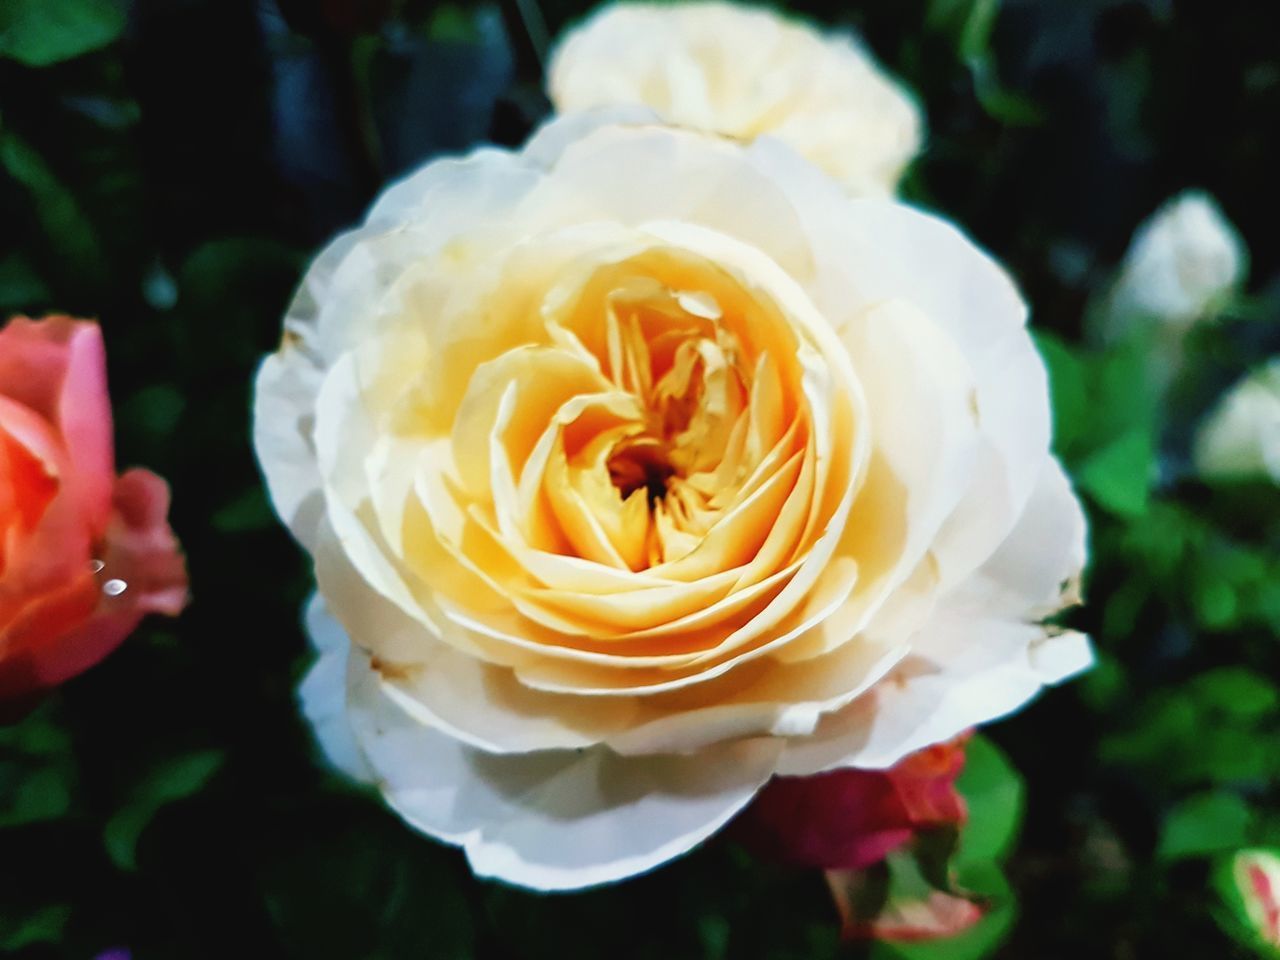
776, 622, 1091, 775
313, 529, 640, 754
520, 124, 817, 282
359, 150, 543, 260
605, 636, 907, 755
777, 458, 1090, 775
254, 149, 542, 548
344, 636, 783, 891
747, 139, 1051, 588
522, 105, 663, 169
297, 594, 375, 782
951, 455, 1087, 619
254, 347, 328, 549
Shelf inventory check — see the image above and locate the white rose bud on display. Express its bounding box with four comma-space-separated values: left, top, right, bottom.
1108, 190, 1246, 331
1194, 359, 1280, 484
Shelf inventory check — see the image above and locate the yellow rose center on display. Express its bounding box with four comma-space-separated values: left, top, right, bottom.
362, 233, 860, 655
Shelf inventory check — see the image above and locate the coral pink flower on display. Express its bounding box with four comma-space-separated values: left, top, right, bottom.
738, 736, 969, 870
0, 316, 187, 705
738, 737, 980, 942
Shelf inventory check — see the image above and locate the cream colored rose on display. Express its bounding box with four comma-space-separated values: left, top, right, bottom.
547, 2, 922, 195
1194, 359, 1280, 484
255, 111, 1090, 891
1107, 190, 1246, 332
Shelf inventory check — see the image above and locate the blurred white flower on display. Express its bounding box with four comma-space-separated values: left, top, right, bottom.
1194, 359, 1280, 484
1108, 190, 1246, 332
547, 2, 922, 195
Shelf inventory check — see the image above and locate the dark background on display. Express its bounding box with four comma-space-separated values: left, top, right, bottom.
2, 0, 1279, 957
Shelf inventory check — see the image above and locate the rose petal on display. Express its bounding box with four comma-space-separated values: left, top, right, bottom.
339, 623, 784, 891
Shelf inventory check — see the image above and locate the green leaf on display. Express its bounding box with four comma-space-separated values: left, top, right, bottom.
1159, 792, 1253, 861
119, 384, 187, 440
872, 862, 1015, 960
697, 915, 730, 960
0, 0, 125, 67
427, 2, 486, 42
956, 735, 1026, 866
970, 62, 1045, 127
925, 0, 1043, 127
1102, 671, 1280, 788
259, 809, 475, 960
1101, 698, 1196, 770
925, 0, 998, 60
1078, 653, 1129, 712
1100, 577, 1149, 642
0, 252, 50, 309
0, 127, 108, 291
0, 765, 73, 828
1117, 501, 1200, 581
0, 903, 70, 951
1035, 332, 1089, 457
1186, 669, 1279, 721
0, 707, 77, 828
1179, 729, 1273, 785
957, 0, 1000, 63
1043, 330, 1160, 513
1076, 429, 1154, 517
1191, 544, 1270, 630
173, 237, 305, 367
104, 749, 226, 871
212, 487, 276, 533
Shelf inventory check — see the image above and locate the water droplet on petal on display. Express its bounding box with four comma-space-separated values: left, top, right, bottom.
89, 559, 105, 574
103, 579, 128, 597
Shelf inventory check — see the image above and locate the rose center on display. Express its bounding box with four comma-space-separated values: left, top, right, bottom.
607, 437, 677, 506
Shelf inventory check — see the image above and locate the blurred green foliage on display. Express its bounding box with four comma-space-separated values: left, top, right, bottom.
1, 0, 1278, 957
0, 0, 125, 67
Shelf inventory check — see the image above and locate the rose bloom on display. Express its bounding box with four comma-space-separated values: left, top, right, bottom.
1194, 359, 1280, 485
255, 111, 1090, 891
0, 316, 187, 704
547, 2, 922, 196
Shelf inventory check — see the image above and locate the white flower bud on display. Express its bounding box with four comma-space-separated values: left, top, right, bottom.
1194, 359, 1280, 484
1109, 190, 1246, 330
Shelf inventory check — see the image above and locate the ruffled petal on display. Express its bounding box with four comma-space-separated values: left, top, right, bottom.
339, 623, 783, 890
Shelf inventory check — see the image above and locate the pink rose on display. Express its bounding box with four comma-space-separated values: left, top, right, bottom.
0, 316, 187, 705
738, 736, 969, 870
738, 737, 981, 942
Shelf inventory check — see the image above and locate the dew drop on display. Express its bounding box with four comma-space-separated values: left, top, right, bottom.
103, 578, 128, 597
89, 559, 105, 574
